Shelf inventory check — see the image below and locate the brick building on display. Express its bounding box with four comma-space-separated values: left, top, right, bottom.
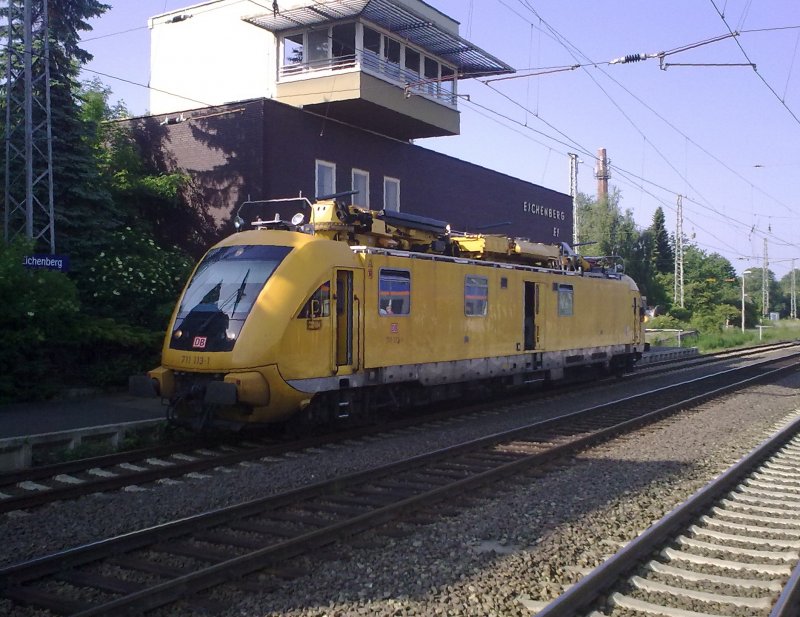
134, 0, 572, 251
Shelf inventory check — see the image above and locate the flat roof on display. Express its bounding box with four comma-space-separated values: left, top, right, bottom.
245, 0, 514, 78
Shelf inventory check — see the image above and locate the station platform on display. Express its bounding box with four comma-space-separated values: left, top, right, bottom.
0, 391, 165, 440
0, 392, 166, 469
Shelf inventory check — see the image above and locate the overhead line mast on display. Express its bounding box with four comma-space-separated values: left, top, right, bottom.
792, 259, 797, 320
3, 0, 55, 252
674, 195, 684, 308
569, 152, 579, 246
762, 238, 769, 317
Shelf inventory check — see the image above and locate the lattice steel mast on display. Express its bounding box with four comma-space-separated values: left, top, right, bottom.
3, 0, 55, 252
791, 259, 797, 320
673, 195, 684, 308
762, 238, 769, 317
569, 152, 579, 246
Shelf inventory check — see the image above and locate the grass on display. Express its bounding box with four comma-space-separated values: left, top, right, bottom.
30, 422, 190, 467
695, 319, 800, 353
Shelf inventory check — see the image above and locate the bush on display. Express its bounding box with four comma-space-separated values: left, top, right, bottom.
0, 241, 80, 400
690, 305, 737, 335
645, 315, 687, 330
79, 226, 192, 330
668, 307, 691, 322
0, 240, 164, 403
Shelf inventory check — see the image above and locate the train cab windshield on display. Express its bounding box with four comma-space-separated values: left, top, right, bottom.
170, 245, 291, 352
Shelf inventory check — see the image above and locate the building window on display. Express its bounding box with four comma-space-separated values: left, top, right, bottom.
404, 48, 420, 75
382, 35, 401, 78
307, 29, 329, 65
465, 275, 488, 316
384, 176, 400, 212
332, 23, 356, 61
379, 269, 410, 315
558, 284, 574, 316
363, 26, 381, 55
441, 65, 455, 102
316, 160, 336, 198
352, 169, 369, 208
424, 56, 439, 95
283, 33, 304, 67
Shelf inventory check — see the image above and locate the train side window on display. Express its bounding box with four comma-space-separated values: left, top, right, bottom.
298, 281, 331, 318
464, 275, 488, 316
557, 284, 573, 316
379, 269, 410, 315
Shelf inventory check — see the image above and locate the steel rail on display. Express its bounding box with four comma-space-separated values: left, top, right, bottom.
771, 559, 800, 617
2, 341, 794, 515
0, 396, 523, 514
1, 354, 798, 616
536, 402, 800, 617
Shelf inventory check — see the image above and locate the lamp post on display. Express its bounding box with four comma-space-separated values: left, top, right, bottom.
741, 270, 752, 332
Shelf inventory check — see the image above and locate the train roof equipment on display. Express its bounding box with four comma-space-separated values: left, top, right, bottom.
231, 193, 624, 278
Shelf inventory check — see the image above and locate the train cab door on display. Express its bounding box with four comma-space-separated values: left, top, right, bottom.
523, 282, 539, 350
332, 268, 363, 374
632, 295, 642, 345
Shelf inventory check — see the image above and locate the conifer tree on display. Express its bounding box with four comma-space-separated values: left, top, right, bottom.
650, 207, 674, 274
1, 0, 110, 258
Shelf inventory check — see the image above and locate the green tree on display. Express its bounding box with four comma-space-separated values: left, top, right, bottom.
743, 266, 781, 318
77, 80, 193, 330
576, 189, 619, 255
778, 268, 799, 319
681, 246, 739, 331
649, 207, 673, 274
575, 188, 667, 308
0, 0, 112, 258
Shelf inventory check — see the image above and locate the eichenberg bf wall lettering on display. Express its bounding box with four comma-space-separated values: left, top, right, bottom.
522, 201, 566, 221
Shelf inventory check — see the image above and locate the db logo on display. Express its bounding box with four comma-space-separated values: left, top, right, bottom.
192, 336, 207, 349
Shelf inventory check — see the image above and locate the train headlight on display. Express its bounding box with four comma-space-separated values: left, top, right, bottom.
173, 329, 183, 339
226, 330, 237, 341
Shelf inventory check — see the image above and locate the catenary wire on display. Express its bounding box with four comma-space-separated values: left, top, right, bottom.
76, 2, 799, 267
709, 0, 800, 127
502, 0, 799, 261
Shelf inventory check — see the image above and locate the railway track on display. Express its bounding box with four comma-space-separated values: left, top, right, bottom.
1, 353, 797, 616
1, 342, 796, 516
536, 409, 800, 617
639, 340, 800, 372
0, 410, 472, 515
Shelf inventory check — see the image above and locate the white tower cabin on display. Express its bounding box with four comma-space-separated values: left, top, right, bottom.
148, 0, 513, 141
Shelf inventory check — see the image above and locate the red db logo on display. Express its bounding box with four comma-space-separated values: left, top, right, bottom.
192, 336, 207, 349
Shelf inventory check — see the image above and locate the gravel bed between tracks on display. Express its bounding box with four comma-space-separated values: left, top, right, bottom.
3, 371, 800, 617
204, 374, 800, 617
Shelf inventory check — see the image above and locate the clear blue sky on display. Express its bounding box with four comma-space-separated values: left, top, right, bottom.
81, 0, 800, 279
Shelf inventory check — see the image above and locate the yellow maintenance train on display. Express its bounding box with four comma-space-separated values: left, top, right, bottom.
131, 193, 646, 429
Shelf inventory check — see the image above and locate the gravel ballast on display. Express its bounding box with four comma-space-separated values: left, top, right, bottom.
2, 369, 799, 617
